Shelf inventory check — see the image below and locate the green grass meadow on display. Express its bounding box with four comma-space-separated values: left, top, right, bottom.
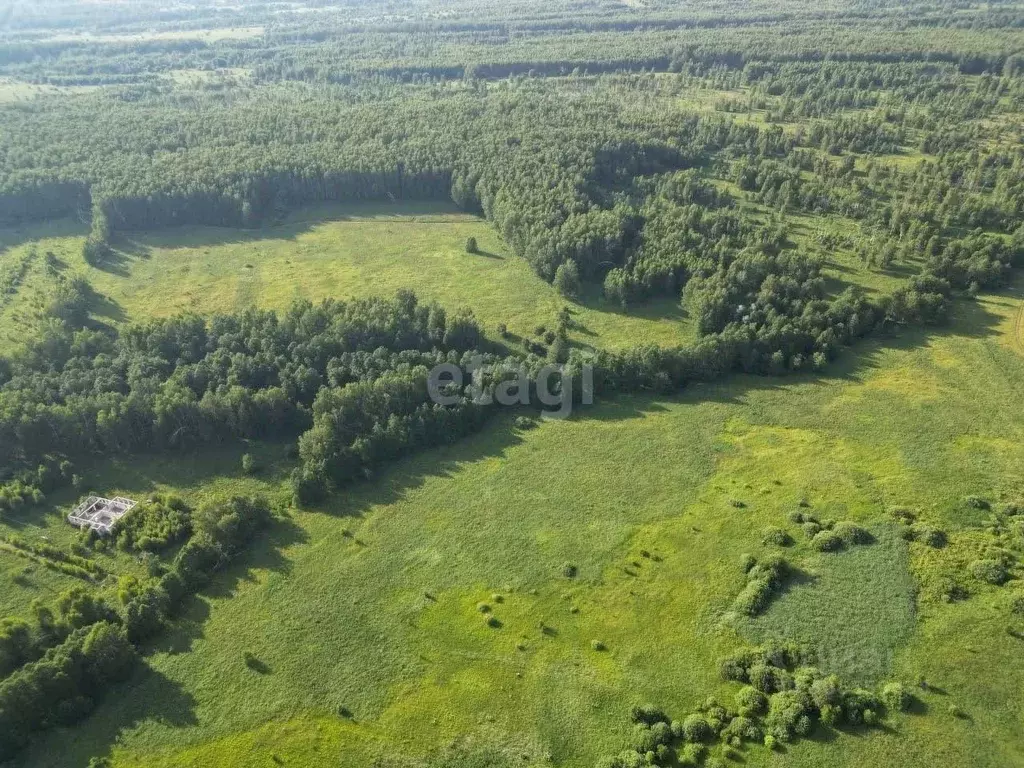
0, 202, 691, 352
4, 265, 1022, 767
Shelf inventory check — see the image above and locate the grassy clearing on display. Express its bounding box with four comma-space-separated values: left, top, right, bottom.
5, 278, 1022, 768
61, 202, 692, 350
740, 524, 917, 686
36, 28, 265, 44
0, 222, 90, 352
0, 78, 101, 103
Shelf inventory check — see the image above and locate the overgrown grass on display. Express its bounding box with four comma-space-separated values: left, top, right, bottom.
739, 523, 917, 686
3, 278, 1021, 767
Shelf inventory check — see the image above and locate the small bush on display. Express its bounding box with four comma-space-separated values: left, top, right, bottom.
761, 527, 793, 547
678, 743, 706, 766
802, 521, 822, 537
833, 521, 872, 546
735, 686, 768, 716
485, 615, 501, 628
722, 715, 761, 744
592, 639, 607, 651
630, 705, 667, 726
477, 602, 491, 613
562, 563, 578, 578
681, 714, 713, 743
811, 530, 844, 552
788, 510, 805, 524
889, 507, 917, 524
970, 558, 1010, 585
908, 524, 947, 548
964, 496, 990, 510
1011, 593, 1024, 615
820, 704, 841, 726
749, 663, 794, 695
881, 682, 912, 712
939, 576, 970, 603
465, 237, 479, 254
809, 675, 842, 710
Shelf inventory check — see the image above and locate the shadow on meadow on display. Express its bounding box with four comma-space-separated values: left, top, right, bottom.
14, 664, 198, 768
109, 199, 474, 255
0, 216, 89, 255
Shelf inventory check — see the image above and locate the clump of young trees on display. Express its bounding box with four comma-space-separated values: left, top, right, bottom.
598, 642, 916, 768
112, 493, 191, 554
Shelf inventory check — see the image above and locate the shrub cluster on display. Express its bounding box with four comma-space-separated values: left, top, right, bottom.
788, 514, 873, 553
0, 495, 274, 760
0, 456, 76, 514
600, 643, 911, 768
112, 494, 192, 554
732, 554, 789, 617
0, 533, 102, 581
761, 527, 793, 547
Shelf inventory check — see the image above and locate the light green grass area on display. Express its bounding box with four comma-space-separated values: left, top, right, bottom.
36, 28, 265, 44
7, 278, 1023, 768
0, 77, 101, 103
0, 220, 91, 352
62, 202, 692, 350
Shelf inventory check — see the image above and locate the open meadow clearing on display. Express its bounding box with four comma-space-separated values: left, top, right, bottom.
0, 203, 693, 353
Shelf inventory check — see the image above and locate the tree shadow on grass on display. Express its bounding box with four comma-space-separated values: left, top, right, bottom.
121, 200, 472, 252
89, 246, 133, 278
469, 248, 504, 260
0, 217, 89, 255
88, 292, 127, 324
313, 413, 531, 519
148, 516, 308, 658
18, 662, 198, 768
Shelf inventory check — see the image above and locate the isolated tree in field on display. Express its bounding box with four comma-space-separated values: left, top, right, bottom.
465, 237, 479, 254
553, 259, 581, 299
